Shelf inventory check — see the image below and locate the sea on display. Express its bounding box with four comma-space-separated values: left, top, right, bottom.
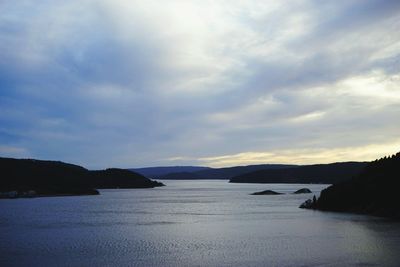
1, 180, 400, 267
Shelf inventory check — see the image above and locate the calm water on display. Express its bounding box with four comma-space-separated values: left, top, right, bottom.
1, 180, 400, 267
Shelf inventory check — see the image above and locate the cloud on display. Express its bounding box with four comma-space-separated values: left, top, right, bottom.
0, 0, 399, 168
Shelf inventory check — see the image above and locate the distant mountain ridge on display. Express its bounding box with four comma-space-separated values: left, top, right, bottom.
153, 164, 298, 180
131, 166, 210, 178
229, 162, 368, 184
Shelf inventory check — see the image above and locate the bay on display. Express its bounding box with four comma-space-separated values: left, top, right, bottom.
1, 180, 400, 267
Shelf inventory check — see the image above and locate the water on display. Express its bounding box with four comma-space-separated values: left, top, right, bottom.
1, 180, 400, 267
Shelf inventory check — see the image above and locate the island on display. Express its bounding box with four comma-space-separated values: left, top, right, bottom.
0, 157, 165, 198
300, 152, 400, 219
293, 188, 312, 194
251, 190, 283, 195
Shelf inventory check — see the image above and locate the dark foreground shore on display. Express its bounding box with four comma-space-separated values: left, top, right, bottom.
300, 152, 400, 219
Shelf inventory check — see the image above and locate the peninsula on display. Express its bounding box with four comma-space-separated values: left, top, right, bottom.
0, 157, 164, 198
300, 152, 400, 219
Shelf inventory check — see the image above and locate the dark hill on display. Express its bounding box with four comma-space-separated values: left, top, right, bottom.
0, 157, 96, 196
229, 162, 368, 184
310, 152, 400, 219
157, 164, 297, 180
90, 168, 164, 188
0, 157, 164, 197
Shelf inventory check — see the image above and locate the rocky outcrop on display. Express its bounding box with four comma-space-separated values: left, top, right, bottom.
293, 188, 312, 194
299, 195, 317, 209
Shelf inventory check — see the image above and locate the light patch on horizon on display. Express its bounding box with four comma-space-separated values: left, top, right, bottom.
0, 145, 30, 158
196, 140, 400, 167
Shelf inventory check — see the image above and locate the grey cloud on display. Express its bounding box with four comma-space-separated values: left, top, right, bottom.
0, 0, 399, 168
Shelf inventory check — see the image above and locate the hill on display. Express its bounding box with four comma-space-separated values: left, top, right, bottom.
307, 153, 400, 218
157, 164, 297, 180
229, 162, 368, 184
89, 168, 164, 188
0, 157, 164, 198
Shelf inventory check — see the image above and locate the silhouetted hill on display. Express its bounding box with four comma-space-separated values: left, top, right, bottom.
131, 166, 210, 178
229, 162, 368, 184
311, 153, 400, 218
0, 157, 164, 197
158, 164, 297, 179
90, 168, 164, 188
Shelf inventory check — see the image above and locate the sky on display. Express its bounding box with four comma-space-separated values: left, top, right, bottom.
1, 0, 400, 169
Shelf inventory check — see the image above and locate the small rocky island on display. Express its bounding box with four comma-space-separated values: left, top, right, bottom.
251, 190, 283, 195
293, 188, 312, 194
0, 157, 164, 198
300, 152, 400, 219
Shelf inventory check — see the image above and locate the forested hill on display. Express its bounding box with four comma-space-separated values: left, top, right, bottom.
0, 157, 164, 197
229, 162, 368, 184
89, 168, 164, 188
312, 152, 400, 218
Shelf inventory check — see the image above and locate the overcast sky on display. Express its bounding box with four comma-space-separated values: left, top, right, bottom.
1, 0, 400, 169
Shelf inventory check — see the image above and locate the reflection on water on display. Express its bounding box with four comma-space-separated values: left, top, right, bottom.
1, 180, 400, 267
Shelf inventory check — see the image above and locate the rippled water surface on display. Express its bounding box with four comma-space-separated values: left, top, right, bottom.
1, 180, 400, 267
